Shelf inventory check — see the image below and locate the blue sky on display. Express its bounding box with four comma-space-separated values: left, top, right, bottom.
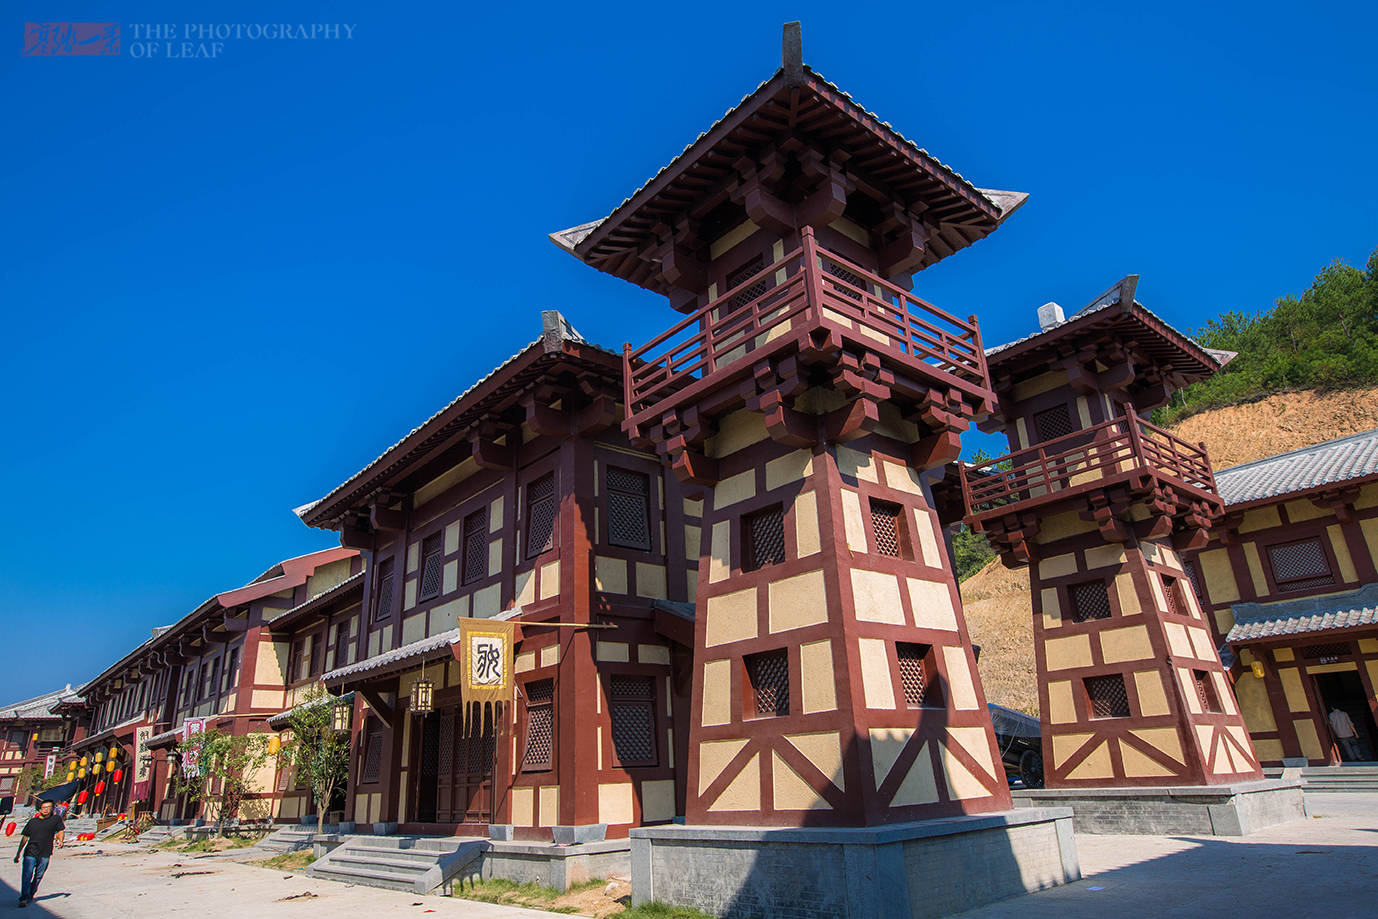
2, 1, 1375, 702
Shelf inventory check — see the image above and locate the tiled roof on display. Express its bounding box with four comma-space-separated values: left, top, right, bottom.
145, 728, 181, 750
266, 691, 354, 730
267, 571, 365, 631
550, 67, 1022, 258
1226, 583, 1378, 643
323, 628, 461, 685
0, 684, 82, 721
1215, 428, 1378, 507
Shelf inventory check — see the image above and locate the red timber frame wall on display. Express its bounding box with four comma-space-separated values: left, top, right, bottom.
1185, 479, 1378, 766
316, 343, 696, 839
963, 312, 1263, 788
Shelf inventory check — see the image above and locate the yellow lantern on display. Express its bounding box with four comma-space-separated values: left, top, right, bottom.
92, 762, 101, 775
94, 751, 103, 763
30, 733, 38, 743
1251, 660, 1266, 679
267, 736, 281, 756
108, 745, 118, 760
78, 768, 85, 779
80, 755, 88, 767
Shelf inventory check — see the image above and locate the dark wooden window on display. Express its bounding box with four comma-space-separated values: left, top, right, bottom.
1069, 580, 1112, 622
418, 532, 444, 602
746, 649, 790, 718
526, 473, 558, 558
744, 505, 786, 572
1162, 575, 1184, 616
869, 498, 907, 558
1033, 404, 1075, 443
374, 557, 396, 622
726, 254, 768, 312
200, 662, 215, 702
462, 508, 488, 585
521, 679, 554, 772
1084, 674, 1130, 719
360, 719, 384, 784
1193, 670, 1222, 713
309, 633, 325, 677
333, 620, 352, 668
897, 643, 942, 707
609, 675, 657, 767
1266, 538, 1335, 592
823, 259, 865, 301
1184, 561, 1206, 607
607, 467, 652, 550
223, 648, 240, 692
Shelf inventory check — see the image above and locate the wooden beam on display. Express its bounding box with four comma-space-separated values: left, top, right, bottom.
358, 689, 395, 730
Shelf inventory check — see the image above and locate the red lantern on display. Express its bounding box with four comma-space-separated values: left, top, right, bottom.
111, 769, 123, 784
77, 790, 88, 805
94, 781, 106, 795
4, 823, 13, 837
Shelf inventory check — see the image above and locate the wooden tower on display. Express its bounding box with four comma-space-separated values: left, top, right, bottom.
961, 279, 1264, 788
554, 25, 1026, 826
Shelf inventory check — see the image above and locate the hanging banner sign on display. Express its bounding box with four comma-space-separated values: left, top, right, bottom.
44, 753, 56, 778
132, 725, 155, 802
181, 718, 207, 776
452, 620, 514, 734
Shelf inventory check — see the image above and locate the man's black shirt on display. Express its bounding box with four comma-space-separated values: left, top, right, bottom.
21, 814, 64, 858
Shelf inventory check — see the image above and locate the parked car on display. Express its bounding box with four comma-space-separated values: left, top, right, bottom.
988, 703, 1043, 788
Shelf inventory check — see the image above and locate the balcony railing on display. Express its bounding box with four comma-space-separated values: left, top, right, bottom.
959, 407, 1217, 519
622, 227, 990, 434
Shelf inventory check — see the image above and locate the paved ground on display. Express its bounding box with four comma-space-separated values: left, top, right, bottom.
958, 793, 1378, 918
0, 796, 1374, 917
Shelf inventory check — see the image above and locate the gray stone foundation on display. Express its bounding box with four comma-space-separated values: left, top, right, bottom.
472, 839, 631, 891
629, 808, 1078, 919
1011, 778, 1306, 835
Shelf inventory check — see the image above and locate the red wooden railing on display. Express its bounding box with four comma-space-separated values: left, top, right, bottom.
959, 407, 1217, 517
622, 227, 989, 430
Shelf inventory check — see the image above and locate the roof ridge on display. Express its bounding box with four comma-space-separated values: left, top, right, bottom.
1216, 427, 1378, 477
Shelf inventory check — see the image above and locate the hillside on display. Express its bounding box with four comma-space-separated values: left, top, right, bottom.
963, 387, 1378, 715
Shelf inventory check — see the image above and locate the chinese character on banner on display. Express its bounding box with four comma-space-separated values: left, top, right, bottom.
132, 726, 154, 802
453, 619, 513, 735
181, 718, 207, 776
44, 753, 56, 778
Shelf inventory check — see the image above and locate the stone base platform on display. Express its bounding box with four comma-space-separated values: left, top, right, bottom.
629, 808, 1078, 919
1012, 778, 1306, 835
476, 839, 631, 892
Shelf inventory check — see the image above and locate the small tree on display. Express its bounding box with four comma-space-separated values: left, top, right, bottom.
280, 684, 352, 836
173, 728, 274, 827
14, 766, 61, 802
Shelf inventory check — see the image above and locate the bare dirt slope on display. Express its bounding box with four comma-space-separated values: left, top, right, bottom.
962, 387, 1378, 716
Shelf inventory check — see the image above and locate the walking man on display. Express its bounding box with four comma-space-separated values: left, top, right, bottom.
13, 798, 64, 907
1329, 706, 1364, 762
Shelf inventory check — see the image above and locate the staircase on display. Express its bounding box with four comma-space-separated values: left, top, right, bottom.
308, 836, 485, 894
64, 816, 99, 838
257, 825, 319, 853
136, 824, 188, 845
1299, 765, 1378, 792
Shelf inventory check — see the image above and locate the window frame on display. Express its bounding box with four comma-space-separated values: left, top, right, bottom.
743, 504, 786, 572
607, 673, 659, 768
1083, 673, 1131, 720
1066, 578, 1115, 623
417, 531, 445, 603
1262, 535, 1338, 594
461, 506, 488, 586
743, 648, 791, 719
605, 465, 653, 552
867, 497, 910, 560
372, 556, 397, 623
524, 471, 559, 559
520, 678, 555, 773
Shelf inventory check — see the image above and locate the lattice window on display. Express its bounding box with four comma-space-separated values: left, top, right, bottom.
1193, 670, 1222, 713
1185, 561, 1206, 607
745, 504, 786, 572
374, 557, 396, 622
607, 467, 651, 550
1267, 538, 1334, 592
609, 675, 657, 766
223, 648, 239, 693
526, 473, 558, 558
419, 532, 444, 601
1033, 404, 1075, 443
869, 498, 905, 558
360, 720, 384, 784
746, 649, 790, 718
1084, 674, 1130, 719
522, 679, 554, 772
467, 716, 496, 775
462, 508, 488, 586
334, 620, 353, 668
726, 255, 770, 313
824, 259, 865, 301
1162, 575, 1183, 616
1069, 580, 1112, 622
896, 643, 932, 707
1302, 642, 1351, 661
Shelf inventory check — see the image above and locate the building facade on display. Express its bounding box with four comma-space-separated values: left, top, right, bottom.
1187, 428, 1378, 766
0, 686, 84, 802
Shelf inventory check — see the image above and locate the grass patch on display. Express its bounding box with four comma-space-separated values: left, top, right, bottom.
248, 850, 316, 872
617, 904, 717, 919
451, 877, 714, 919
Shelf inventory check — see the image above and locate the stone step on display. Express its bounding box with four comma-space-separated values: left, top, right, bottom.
331, 853, 435, 873
310, 864, 425, 892
307, 836, 485, 894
